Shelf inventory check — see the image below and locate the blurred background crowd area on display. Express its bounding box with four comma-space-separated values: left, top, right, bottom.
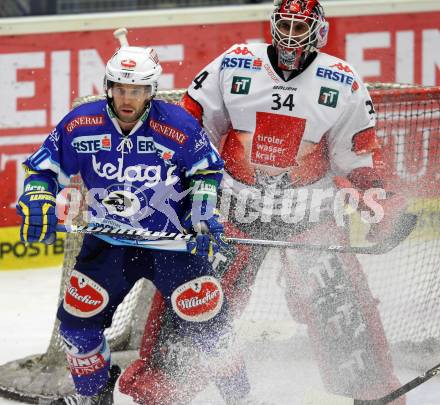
2, 0, 275, 17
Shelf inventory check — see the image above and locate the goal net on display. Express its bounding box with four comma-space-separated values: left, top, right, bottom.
0, 85, 439, 402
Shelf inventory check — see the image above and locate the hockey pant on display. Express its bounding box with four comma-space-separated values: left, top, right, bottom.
118, 225, 256, 405
57, 235, 244, 400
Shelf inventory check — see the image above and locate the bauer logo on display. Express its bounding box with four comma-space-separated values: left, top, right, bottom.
319, 87, 339, 108
171, 276, 224, 322
71, 134, 112, 153
231, 76, 252, 94
63, 270, 109, 318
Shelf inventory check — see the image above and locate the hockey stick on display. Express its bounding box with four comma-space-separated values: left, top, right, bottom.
303, 361, 440, 405
55, 213, 416, 254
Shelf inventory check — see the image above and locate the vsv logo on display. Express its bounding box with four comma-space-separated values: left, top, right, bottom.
72, 134, 112, 153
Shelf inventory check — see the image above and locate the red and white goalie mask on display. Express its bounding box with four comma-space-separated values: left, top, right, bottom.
271, 0, 329, 71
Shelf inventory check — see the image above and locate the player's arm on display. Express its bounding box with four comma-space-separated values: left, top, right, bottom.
16, 124, 78, 244
181, 47, 233, 148
328, 80, 406, 242
177, 118, 227, 257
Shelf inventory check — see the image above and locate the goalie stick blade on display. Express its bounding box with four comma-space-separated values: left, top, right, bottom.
304, 360, 440, 405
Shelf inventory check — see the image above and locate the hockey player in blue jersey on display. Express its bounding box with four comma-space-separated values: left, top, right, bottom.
15, 31, 254, 405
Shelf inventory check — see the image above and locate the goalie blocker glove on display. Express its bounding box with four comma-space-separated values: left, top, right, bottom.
16, 169, 58, 244
182, 178, 228, 257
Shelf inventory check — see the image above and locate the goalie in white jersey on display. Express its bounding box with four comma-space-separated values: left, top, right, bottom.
180, 0, 407, 402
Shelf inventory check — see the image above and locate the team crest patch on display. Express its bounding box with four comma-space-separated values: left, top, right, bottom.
63, 270, 109, 318
318, 87, 339, 108
171, 276, 224, 322
231, 76, 252, 94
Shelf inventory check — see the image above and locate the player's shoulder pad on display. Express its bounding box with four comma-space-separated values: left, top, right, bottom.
223, 42, 267, 58
149, 99, 205, 148
316, 52, 368, 97
317, 52, 362, 80
58, 99, 107, 133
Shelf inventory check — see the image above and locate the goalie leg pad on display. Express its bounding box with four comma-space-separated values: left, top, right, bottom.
282, 219, 405, 403
60, 324, 111, 396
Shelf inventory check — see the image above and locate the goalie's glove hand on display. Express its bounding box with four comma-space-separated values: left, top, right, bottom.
16, 188, 57, 244
183, 209, 228, 257
366, 192, 407, 243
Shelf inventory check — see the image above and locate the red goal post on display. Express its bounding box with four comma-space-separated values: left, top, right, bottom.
0, 84, 439, 403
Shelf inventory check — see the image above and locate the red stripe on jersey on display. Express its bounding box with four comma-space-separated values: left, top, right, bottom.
181, 93, 204, 125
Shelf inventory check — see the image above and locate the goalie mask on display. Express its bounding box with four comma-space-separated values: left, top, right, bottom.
271, 0, 329, 71
104, 42, 163, 120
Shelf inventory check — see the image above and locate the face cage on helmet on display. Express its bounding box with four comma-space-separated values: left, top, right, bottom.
271, 12, 326, 70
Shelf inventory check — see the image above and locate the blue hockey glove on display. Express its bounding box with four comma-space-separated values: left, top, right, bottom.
183, 179, 228, 257
184, 210, 228, 257
16, 177, 57, 244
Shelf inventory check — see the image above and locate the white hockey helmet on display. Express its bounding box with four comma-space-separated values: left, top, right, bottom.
104, 29, 163, 98
271, 0, 329, 70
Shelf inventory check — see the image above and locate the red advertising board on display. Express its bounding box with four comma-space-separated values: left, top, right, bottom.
0, 10, 439, 228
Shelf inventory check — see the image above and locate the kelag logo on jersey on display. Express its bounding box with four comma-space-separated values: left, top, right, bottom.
71, 134, 111, 153
319, 87, 339, 108
221, 47, 262, 71
316, 65, 354, 86
231, 76, 252, 94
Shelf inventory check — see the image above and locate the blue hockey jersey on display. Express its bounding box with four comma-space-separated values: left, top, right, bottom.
24, 98, 224, 250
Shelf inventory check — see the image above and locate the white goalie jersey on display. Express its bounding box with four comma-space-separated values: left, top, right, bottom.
186, 43, 378, 195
